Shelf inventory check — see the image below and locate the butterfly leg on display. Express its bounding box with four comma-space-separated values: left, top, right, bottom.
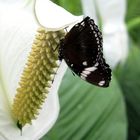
51, 38, 63, 52
51, 61, 62, 84
51, 43, 59, 52
58, 45, 64, 61
58, 51, 63, 61
71, 71, 75, 76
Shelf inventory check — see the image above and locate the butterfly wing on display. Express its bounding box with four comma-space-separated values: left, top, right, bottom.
60, 17, 111, 87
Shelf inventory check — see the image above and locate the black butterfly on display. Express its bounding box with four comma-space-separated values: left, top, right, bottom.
59, 16, 111, 87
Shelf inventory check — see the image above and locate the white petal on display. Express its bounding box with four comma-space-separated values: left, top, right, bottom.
103, 24, 128, 69
24, 61, 67, 139
0, 0, 28, 8
81, 0, 98, 24
35, 0, 83, 31
0, 3, 66, 139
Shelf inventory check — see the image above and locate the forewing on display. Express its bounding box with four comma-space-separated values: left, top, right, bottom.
63, 17, 111, 87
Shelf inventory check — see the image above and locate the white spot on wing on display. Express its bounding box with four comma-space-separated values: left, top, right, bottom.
94, 62, 99, 67
80, 75, 86, 80
82, 61, 87, 66
95, 34, 97, 37
90, 25, 94, 30
81, 63, 99, 76
81, 73, 87, 77
81, 22, 85, 26
85, 66, 97, 72
98, 81, 105, 86
71, 64, 73, 67
82, 70, 91, 75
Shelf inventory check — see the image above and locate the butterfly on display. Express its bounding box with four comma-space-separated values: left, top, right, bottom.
59, 16, 111, 87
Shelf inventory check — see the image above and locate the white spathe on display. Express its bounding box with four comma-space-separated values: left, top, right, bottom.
35, 0, 83, 31
96, 0, 128, 69
0, 0, 82, 139
103, 24, 128, 69
81, 0, 128, 69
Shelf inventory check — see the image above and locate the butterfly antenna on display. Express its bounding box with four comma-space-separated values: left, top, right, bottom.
64, 26, 68, 33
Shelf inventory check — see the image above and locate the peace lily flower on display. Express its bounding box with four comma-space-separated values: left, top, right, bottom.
81, 0, 129, 69
0, 0, 82, 139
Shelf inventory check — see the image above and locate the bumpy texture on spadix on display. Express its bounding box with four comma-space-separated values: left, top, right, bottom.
12, 28, 65, 126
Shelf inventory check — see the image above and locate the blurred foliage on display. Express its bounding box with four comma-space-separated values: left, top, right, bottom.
115, 45, 140, 140
126, 0, 140, 21
119, 0, 140, 139
52, 0, 82, 15
126, 0, 140, 46
52, 0, 140, 46
41, 0, 140, 140
42, 72, 127, 140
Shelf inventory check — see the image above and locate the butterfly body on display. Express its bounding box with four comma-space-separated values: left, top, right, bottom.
59, 16, 111, 87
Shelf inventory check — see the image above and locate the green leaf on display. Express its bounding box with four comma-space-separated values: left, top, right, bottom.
126, 0, 140, 22
126, 0, 140, 46
115, 45, 140, 140
41, 70, 127, 140
51, 0, 82, 15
